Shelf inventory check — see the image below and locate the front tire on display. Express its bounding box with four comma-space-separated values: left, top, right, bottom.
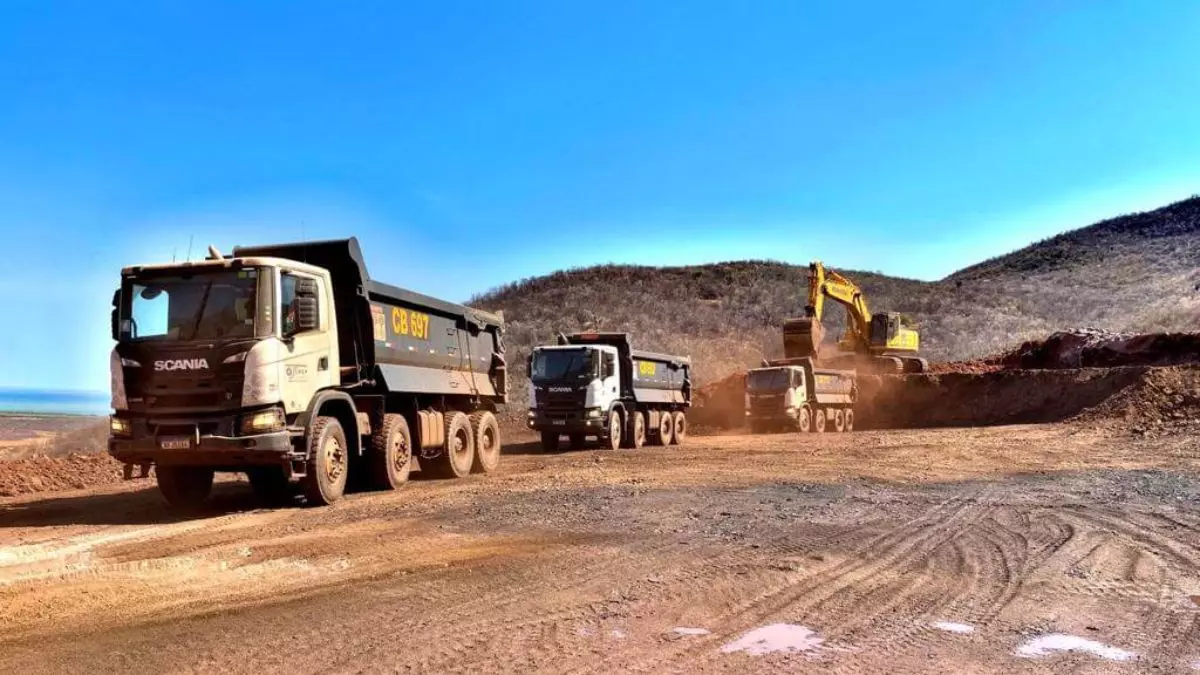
470, 411, 501, 474
671, 412, 687, 445
602, 410, 622, 451
426, 411, 474, 479
157, 466, 214, 509
303, 416, 349, 506
797, 405, 812, 433
370, 413, 413, 490
247, 466, 292, 506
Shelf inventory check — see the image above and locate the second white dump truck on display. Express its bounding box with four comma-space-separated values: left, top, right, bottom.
527, 332, 691, 451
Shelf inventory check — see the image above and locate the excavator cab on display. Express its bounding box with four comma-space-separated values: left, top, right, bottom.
869, 313, 899, 347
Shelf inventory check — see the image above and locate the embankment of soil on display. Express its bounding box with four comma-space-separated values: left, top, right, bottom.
0, 453, 125, 497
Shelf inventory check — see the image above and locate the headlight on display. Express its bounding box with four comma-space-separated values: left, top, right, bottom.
109, 416, 132, 437
785, 406, 797, 413
223, 351, 249, 364
120, 358, 141, 368
586, 408, 603, 418
240, 408, 285, 435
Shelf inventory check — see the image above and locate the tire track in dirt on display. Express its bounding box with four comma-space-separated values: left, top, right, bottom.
601, 497, 990, 673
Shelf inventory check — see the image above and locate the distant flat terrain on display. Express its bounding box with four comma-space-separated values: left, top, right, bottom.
0, 414, 106, 460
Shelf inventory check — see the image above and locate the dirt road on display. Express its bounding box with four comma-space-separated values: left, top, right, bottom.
1, 425, 1198, 673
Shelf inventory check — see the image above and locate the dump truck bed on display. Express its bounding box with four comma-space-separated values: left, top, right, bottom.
232, 238, 506, 401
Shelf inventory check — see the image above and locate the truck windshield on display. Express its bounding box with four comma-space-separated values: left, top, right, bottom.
747, 369, 791, 391
119, 268, 266, 342
530, 349, 595, 382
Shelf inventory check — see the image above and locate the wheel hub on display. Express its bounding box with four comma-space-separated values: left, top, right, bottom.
323, 436, 345, 482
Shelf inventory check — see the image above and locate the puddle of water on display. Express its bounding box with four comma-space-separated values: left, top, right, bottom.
720, 623, 823, 656
672, 627, 711, 636
1016, 634, 1136, 661
932, 621, 975, 635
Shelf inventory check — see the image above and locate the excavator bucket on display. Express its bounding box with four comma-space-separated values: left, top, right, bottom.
783, 317, 824, 359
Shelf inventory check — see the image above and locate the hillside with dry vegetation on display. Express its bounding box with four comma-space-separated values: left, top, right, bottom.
472, 197, 1200, 412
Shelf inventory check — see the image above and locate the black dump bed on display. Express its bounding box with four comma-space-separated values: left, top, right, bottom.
232, 238, 506, 402
558, 332, 691, 407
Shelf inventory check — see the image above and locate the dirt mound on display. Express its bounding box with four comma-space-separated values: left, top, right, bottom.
996, 329, 1200, 370
690, 371, 747, 431
0, 453, 126, 497
856, 367, 1158, 429
1073, 366, 1200, 433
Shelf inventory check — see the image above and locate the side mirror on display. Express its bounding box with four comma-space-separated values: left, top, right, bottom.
110, 289, 120, 341
295, 296, 318, 332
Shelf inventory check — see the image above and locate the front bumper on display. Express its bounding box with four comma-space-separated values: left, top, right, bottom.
746, 408, 798, 424
108, 413, 299, 467
527, 409, 606, 434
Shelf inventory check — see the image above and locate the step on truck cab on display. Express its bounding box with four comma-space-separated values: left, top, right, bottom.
745, 357, 857, 434
527, 332, 691, 451
108, 238, 507, 508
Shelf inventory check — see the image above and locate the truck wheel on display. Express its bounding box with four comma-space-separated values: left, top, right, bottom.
370, 413, 412, 489
157, 466, 214, 509
623, 411, 646, 449
833, 408, 845, 433
814, 409, 827, 433
654, 411, 674, 446
427, 412, 474, 479
569, 433, 587, 450
247, 467, 292, 506
540, 431, 560, 453
470, 411, 501, 474
671, 412, 687, 445
844, 409, 855, 432
303, 416, 349, 505
797, 406, 812, 433
603, 410, 622, 450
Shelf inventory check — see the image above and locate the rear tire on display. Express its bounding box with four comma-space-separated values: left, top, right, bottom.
602, 410, 622, 450
797, 405, 812, 433
157, 466, 214, 509
426, 412, 474, 479
540, 431, 560, 453
844, 409, 855, 432
247, 466, 292, 506
370, 413, 412, 490
469, 411, 501, 474
569, 433, 587, 450
302, 416, 349, 506
671, 412, 687, 445
654, 411, 674, 446
623, 411, 646, 449
833, 408, 845, 432
814, 408, 827, 433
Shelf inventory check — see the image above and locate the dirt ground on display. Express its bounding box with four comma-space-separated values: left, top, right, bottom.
1, 424, 1198, 674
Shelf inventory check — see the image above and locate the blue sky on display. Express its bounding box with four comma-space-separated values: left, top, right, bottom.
2, 0, 1199, 393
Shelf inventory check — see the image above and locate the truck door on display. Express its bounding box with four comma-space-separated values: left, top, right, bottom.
279, 270, 336, 414
600, 349, 620, 409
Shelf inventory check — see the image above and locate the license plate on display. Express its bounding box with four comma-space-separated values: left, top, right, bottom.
551, 420, 566, 426
159, 436, 192, 450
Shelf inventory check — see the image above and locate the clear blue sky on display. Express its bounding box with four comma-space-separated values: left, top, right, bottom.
2, 0, 1199, 392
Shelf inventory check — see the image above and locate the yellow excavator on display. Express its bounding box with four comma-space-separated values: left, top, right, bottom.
782, 261, 929, 373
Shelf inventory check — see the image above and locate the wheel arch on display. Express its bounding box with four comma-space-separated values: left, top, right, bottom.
299, 389, 362, 458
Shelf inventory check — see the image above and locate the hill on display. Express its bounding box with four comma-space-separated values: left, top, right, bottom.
471, 197, 1200, 413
